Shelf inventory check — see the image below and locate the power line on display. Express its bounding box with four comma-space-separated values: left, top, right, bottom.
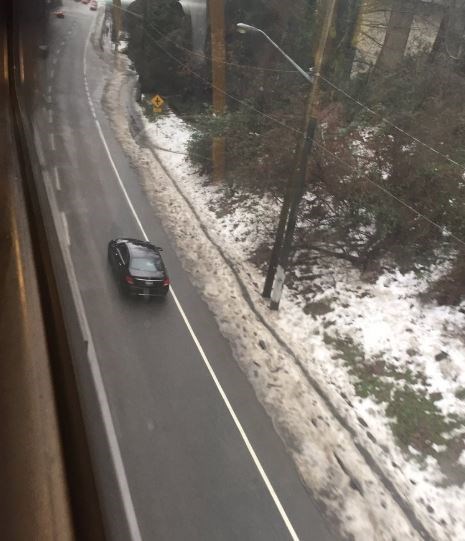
312, 139, 465, 249
180, 47, 303, 74
116, 4, 306, 74
117, 5, 465, 250
121, 4, 465, 172
137, 110, 446, 256
319, 74, 465, 172
132, 15, 303, 133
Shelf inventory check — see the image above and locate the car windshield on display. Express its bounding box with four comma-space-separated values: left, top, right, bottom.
130, 256, 161, 272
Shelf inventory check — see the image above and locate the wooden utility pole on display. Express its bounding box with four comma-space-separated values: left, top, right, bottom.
209, 0, 226, 183
266, 0, 338, 309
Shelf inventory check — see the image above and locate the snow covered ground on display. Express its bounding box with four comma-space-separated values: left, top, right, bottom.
96, 22, 465, 539
131, 107, 465, 541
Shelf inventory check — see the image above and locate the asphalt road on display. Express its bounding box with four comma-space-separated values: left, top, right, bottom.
31, 2, 341, 539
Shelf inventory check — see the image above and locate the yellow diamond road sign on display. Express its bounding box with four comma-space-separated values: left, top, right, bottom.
151, 94, 164, 108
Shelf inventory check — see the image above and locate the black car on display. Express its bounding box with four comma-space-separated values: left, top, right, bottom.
108, 238, 170, 298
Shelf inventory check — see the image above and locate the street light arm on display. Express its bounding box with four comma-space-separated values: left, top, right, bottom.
236, 23, 312, 82
257, 30, 313, 82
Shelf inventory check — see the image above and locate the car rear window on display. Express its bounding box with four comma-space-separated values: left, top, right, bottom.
130, 256, 163, 272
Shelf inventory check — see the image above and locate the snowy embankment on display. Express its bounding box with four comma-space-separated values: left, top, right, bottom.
101, 53, 465, 540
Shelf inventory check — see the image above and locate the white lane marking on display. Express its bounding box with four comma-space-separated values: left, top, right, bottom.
47, 85, 52, 95
48, 109, 53, 124
53, 166, 61, 190
79, 24, 144, 541
50, 68, 55, 78
36, 131, 139, 541
60, 211, 71, 246
52, 57, 57, 65
61, 40, 66, 47
50, 133, 56, 151
57, 48, 62, 56
83, 24, 299, 541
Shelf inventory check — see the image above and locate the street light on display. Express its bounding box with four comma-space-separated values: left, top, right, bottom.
236, 23, 313, 83
236, 5, 336, 309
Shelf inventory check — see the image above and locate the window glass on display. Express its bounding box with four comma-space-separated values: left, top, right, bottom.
130, 256, 162, 272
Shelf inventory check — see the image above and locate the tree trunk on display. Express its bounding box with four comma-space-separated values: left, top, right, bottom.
331, 0, 363, 81
376, 0, 417, 71
430, 0, 465, 72
431, 7, 449, 58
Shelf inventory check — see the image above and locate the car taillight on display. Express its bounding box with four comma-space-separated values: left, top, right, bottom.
125, 275, 134, 285
163, 277, 170, 287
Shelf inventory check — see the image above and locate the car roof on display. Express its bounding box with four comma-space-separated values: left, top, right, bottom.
115, 238, 159, 257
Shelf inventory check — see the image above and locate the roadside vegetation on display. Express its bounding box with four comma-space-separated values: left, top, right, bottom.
125, 0, 465, 304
